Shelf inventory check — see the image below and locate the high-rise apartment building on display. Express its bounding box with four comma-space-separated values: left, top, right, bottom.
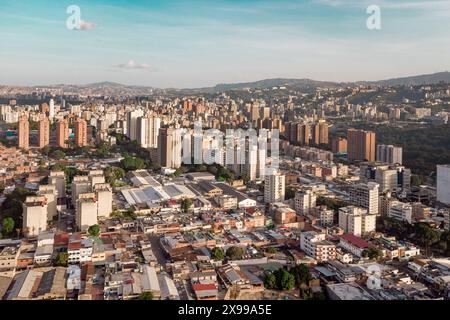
376, 145, 403, 164
437, 165, 450, 205
49, 98, 55, 119
93, 183, 113, 218
311, 121, 329, 145
137, 114, 161, 148
49, 171, 66, 199
264, 171, 285, 203
295, 189, 317, 215
158, 127, 182, 168
76, 195, 98, 232
18, 115, 29, 150
37, 116, 50, 148
126, 109, 144, 141
331, 137, 347, 154
349, 182, 379, 215
74, 118, 88, 147
23, 196, 48, 237
56, 119, 69, 148
338, 206, 376, 236
347, 129, 376, 161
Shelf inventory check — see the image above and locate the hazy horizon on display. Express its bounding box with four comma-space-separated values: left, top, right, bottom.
1, 0, 450, 88
1, 71, 450, 89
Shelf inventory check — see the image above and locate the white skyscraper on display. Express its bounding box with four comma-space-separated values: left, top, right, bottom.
437, 165, 450, 205
137, 114, 161, 148
49, 98, 55, 119
126, 109, 144, 141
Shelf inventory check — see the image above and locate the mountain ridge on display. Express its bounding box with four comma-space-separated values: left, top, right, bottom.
3, 71, 449, 94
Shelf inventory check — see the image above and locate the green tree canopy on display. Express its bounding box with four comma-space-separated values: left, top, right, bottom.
138, 292, 154, 300
292, 264, 312, 287
211, 247, 225, 260
181, 198, 193, 213
264, 273, 277, 290
88, 224, 100, 237
54, 252, 69, 267
226, 246, 245, 260
2, 217, 15, 237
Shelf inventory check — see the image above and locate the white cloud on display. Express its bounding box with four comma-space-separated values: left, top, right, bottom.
116, 60, 152, 70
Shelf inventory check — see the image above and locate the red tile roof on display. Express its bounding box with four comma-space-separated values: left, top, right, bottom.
191, 283, 217, 291
340, 234, 370, 249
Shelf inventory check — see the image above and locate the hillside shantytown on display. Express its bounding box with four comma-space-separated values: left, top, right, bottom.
0, 78, 449, 301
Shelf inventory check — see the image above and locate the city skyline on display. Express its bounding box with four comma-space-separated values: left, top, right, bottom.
1, 0, 450, 88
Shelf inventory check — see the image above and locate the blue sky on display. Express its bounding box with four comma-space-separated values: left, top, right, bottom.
0, 0, 449, 87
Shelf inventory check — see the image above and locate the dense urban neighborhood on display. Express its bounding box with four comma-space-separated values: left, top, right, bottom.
0, 79, 449, 300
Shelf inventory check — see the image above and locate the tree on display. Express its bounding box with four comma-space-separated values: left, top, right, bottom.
138, 292, 154, 300
264, 273, 277, 289
105, 166, 125, 185
120, 155, 146, 171
226, 246, 245, 260
2, 217, 15, 237
181, 198, 193, 213
291, 264, 312, 287
285, 187, 296, 200
50, 150, 66, 160
414, 223, 440, 256
362, 247, 383, 260
266, 247, 278, 254
88, 224, 100, 237
54, 252, 68, 267
274, 268, 295, 291
211, 247, 225, 260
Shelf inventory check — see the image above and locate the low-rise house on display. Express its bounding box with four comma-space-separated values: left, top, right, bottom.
34, 244, 54, 265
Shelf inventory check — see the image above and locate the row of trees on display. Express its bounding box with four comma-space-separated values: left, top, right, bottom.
377, 216, 449, 256
264, 264, 312, 292
210, 246, 246, 261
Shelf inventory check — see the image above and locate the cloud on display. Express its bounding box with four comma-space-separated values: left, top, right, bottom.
79, 20, 97, 30
116, 60, 152, 70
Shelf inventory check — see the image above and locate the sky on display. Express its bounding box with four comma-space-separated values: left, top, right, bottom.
0, 0, 449, 88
